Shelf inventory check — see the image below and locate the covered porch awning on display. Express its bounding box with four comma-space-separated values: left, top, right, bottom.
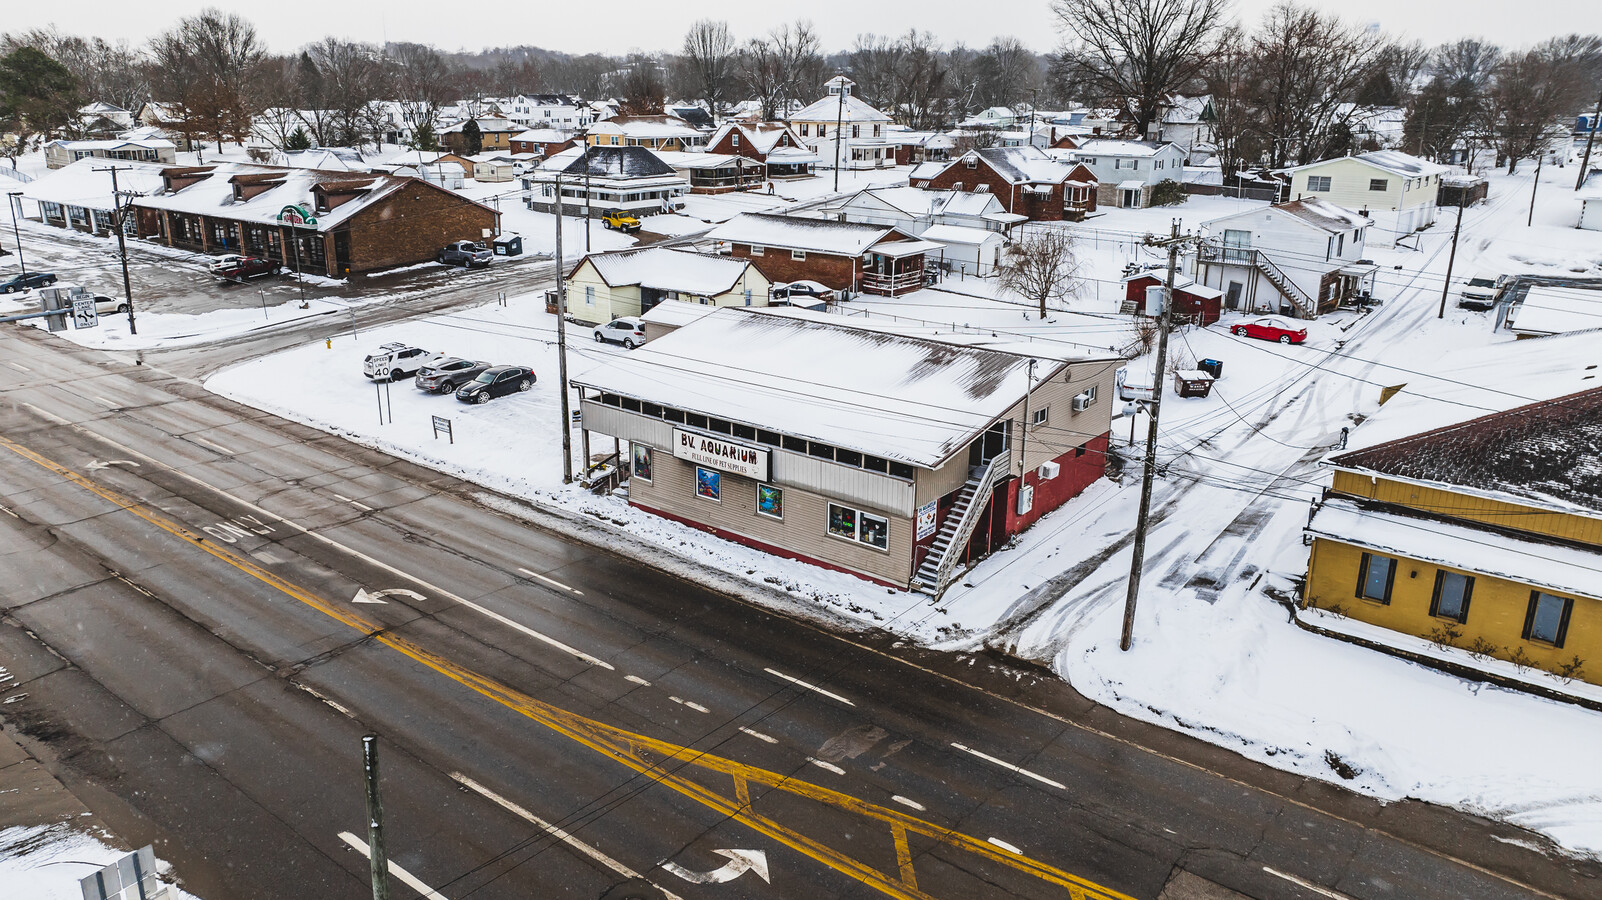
870, 239, 944, 259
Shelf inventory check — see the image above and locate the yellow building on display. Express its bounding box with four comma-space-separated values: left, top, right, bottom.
563, 246, 773, 327
1304, 383, 1602, 687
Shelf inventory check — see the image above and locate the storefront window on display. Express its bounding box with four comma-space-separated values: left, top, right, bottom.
695, 467, 720, 501
757, 485, 783, 519
828, 504, 856, 539
860, 513, 889, 550
631, 445, 652, 482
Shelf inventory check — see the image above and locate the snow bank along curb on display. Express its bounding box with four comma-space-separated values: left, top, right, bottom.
1294, 608, 1602, 713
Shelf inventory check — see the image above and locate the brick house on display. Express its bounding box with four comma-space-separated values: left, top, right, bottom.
131, 163, 498, 277
509, 128, 575, 157
704, 122, 819, 179
913, 147, 1098, 221
707, 212, 939, 296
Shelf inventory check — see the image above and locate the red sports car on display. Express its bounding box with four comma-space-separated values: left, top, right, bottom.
1232, 316, 1307, 344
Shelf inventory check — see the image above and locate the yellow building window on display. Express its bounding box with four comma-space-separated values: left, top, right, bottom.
1356, 552, 1394, 604
1523, 592, 1573, 647
1428, 571, 1473, 623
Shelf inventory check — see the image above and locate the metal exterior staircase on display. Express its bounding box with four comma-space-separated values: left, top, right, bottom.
913, 457, 1004, 597
1249, 250, 1318, 318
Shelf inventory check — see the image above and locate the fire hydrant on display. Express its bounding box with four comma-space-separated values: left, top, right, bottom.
325, 338, 332, 349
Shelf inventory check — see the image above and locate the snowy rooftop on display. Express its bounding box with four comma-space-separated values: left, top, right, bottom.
571, 307, 1066, 466
1307, 498, 1602, 602
639, 300, 721, 329
708, 213, 897, 256
510, 128, 571, 143
578, 247, 757, 295
1356, 149, 1449, 178
1506, 285, 1602, 336
790, 93, 893, 124
588, 117, 703, 139
920, 224, 1001, 245
45, 137, 174, 151
1340, 330, 1602, 460
1276, 198, 1369, 233
21, 158, 168, 210
651, 150, 760, 170
132, 163, 470, 232
541, 146, 678, 178
1073, 139, 1172, 157
1332, 380, 1602, 515
708, 122, 802, 155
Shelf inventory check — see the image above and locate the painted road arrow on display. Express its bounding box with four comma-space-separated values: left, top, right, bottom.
352, 588, 427, 605
661, 849, 770, 885
85, 459, 141, 471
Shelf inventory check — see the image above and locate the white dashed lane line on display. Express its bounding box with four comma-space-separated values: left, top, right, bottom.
950, 742, 1066, 790
669, 696, 710, 713
738, 727, 778, 744
763, 667, 855, 707
517, 567, 583, 595
807, 758, 846, 775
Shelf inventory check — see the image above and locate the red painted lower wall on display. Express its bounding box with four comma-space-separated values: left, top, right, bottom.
999, 433, 1110, 535
630, 501, 905, 589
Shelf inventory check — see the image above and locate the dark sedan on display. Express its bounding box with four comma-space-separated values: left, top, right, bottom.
214, 257, 282, 281
415, 358, 492, 393
455, 365, 535, 404
1, 271, 57, 293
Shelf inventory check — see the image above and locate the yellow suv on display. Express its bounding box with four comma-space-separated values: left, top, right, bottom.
600, 208, 642, 233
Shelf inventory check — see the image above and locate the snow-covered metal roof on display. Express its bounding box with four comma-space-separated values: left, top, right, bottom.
550, 146, 677, 178
919, 224, 1003, 245
579, 247, 758, 295
789, 93, 892, 124
588, 116, 703, 139
1074, 139, 1172, 157
708, 213, 897, 256
571, 307, 1066, 466
1276, 198, 1368, 232
1505, 286, 1602, 337
1307, 498, 1602, 601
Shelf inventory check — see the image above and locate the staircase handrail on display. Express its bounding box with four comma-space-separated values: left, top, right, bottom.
1251, 250, 1316, 316
929, 455, 1005, 595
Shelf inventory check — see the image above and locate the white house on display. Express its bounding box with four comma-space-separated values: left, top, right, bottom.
788, 77, 895, 170
564, 246, 774, 326
1055, 139, 1187, 208
524, 146, 688, 216
1578, 169, 1602, 231
1279, 150, 1446, 244
809, 187, 1023, 276
43, 138, 176, 170
1148, 95, 1215, 165
1196, 197, 1376, 318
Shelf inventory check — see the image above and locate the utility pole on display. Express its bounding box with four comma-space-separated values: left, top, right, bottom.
95, 165, 138, 335
1437, 201, 1464, 319
833, 78, 846, 193
1120, 220, 1196, 652
1578, 89, 1602, 191
362, 734, 390, 900
7, 190, 27, 280
555, 173, 574, 484
582, 142, 592, 253
1528, 139, 1544, 227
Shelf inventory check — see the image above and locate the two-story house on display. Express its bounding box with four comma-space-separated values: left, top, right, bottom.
564, 246, 773, 325
809, 187, 1025, 277
1303, 335, 1602, 689
439, 117, 522, 154
787, 77, 896, 170
1196, 198, 1375, 318
703, 122, 818, 180
571, 307, 1120, 596
523, 146, 688, 216
708, 212, 940, 297
1280, 150, 1445, 244
1055, 139, 1188, 208
584, 116, 704, 152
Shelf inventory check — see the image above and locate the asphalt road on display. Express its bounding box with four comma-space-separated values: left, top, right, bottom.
3, 322, 1598, 899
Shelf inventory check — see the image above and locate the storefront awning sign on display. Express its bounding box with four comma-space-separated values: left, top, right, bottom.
673, 428, 769, 481
276, 204, 317, 226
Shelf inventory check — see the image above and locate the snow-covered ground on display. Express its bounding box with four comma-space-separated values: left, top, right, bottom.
148, 160, 1602, 859
0, 824, 199, 900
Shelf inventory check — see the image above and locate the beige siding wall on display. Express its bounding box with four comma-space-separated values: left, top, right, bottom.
1001, 359, 1120, 475
1289, 157, 1439, 212
630, 452, 913, 585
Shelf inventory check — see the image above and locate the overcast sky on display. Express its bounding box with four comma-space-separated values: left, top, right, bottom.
7, 0, 1595, 56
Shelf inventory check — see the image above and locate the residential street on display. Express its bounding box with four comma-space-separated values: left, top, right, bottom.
1, 317, 1594, 899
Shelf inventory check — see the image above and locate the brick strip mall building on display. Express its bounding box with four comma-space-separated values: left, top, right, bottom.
131, 163, 499, 277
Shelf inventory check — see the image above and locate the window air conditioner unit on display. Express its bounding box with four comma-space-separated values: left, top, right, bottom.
1038, 461, 1060, 480
1072, 395, 1092, 412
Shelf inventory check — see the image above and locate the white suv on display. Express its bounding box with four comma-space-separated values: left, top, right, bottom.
364, 343, 443, 381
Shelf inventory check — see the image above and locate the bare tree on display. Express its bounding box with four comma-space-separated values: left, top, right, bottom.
1, 28, 147, 113
998, 227, 1081, 319
616, 53, 665, 115
298, 38, 390, 148
1245, 2, 1386, 166
148, 9, 266, 152
973, 37, 1041, 109
848, 33, 902, 110
1487, 40, 1585, 173
738, 21, 824, 119
389, 43, 453, 148
895, 30, 951, 129
1201, 31, 1257, 176
681, 20, 736, 120
1051, 0, 1230, 134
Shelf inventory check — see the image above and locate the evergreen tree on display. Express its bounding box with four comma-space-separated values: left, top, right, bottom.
411, 120, 437, 152
461, 119, 482, 155
0, 47, 81, 150
284, 126, 312, 151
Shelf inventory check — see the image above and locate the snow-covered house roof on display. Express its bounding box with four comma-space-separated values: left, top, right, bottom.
278, 148, 367, 171
651, 150, 761, 171
707, 121, 807, 155
1505, 286, 1602, 337
575, 247, 761, 295
1282, 149, 1448, 178
439, 117, 521, 134
708, 213, 902, 256
132, 163, 491, 233
919, 224, 1004, 246
1329, 384, 1602, 517
21, 158, 168, 211
1339, 330, 1602, 460
511, 128, 572, 144
1204, 197, 1367, 236
45, 137, 175, 153
1577, 169, 1602, 202
570, 306, 1074, 467
1072, 139, 1174, 158
961, 146, 1091, 186
789, 92, 892, 124
587, 116, 702, 140
543, 146, 678, 178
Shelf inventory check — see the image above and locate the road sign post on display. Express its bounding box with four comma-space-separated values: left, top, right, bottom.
72, 297, 99, 329
431, 415, 453, 444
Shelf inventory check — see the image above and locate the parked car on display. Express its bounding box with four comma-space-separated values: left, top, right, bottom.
438, 240, 492, 268
214, 256, 282, 280
774, 280, 836, 301
207, 254, 249, 274
599, 209, 641, 233
415, 357, 492, 393
1231, 316, 1307, 345
1, 271, 57, 293
364, 343, 445, 381
456, 365, 535, 404
90, 294, 129, 315
593, 317, 645, 349
1458, 273, 1505, 310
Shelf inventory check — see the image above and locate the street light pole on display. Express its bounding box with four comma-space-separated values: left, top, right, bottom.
554, 173, 574, 485
95, 165, 138, 335
7, 191, 27, 281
